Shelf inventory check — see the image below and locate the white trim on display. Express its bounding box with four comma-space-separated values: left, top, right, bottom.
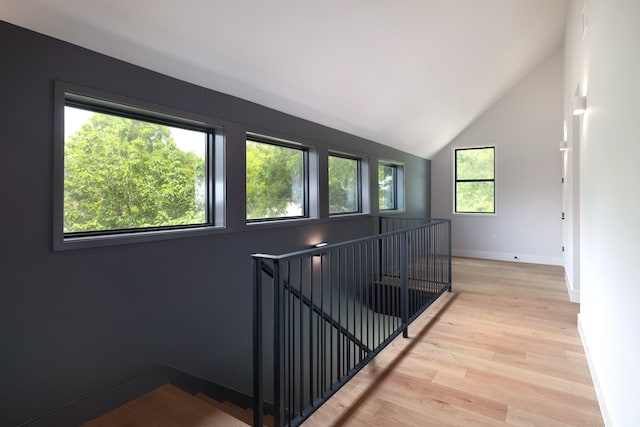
578, 314, 613, 427
564, 269, 580, 303
452, 249, 563, 266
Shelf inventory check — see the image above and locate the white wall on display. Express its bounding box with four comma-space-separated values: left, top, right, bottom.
563, 0, 585, 304
431, 48, 564, 265
566, 1, 640, 425
562, 112, 581, 302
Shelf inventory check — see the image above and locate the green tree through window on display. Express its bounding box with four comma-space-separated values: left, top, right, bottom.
328, 155, 360, 214
246, 139, 306, 220
379, 163, 396, 210
455, 147, 495, 213
63, 106, 208, 233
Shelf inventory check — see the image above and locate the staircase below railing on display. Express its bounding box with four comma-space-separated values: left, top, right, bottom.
261, 262, 372, 355
20, 365, 262, 427
252, 217, 451, 427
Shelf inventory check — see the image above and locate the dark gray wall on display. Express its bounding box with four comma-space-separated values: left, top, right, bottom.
0, 21, 430, 426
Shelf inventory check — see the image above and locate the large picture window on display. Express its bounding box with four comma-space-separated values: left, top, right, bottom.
328, 154, 361, 215
63, 104, 210, 234
246, 137, 308, 221
454, 146, 495, 214
54, 82, 224, 250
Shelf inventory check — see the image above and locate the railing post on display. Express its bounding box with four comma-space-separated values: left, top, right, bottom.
252, 257, 264, 427
400, 232, 409, 338
272, 260, 284, 427
447, 220, 452, 292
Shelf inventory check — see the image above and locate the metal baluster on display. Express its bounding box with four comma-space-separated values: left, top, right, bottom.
308, 255, 314, 408
320, 253, 325, 395
329, 250, 334, 386
298, 258, 303, 417
252, 258, 263, 427
336, 248, 341, 382
401, 232, 408, 338
352, 245, 356, 366
358, 242, 363, 362
288, 262, 293, 423
273, 260, 283, 427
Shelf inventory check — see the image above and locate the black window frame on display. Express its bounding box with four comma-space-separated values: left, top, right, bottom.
328, 152, 362, 216
245, 135, 310, 223
454, 146, 496, 214
53, 81, 225, 250
378, 161, 404, 212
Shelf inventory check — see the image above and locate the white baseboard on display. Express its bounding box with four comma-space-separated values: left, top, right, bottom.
578, 314, 612, 426
564, 269, 580, 303
452, 249, 563, 266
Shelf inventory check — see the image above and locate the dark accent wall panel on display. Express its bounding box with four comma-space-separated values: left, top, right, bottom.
0, 20, 429, 426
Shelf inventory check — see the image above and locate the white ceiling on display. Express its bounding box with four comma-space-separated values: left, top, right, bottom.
1, 0, 568, 159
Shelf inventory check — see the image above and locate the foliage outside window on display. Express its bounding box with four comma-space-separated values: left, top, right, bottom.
379, 163, 397, 210
246, 138, 307, 221
455, 147, 495, 214
328, 154, 360, 215
63, 104, 210, 235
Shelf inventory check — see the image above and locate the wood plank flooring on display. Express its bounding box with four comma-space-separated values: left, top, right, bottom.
303, 257, 604, 426
82, 384, 250, 427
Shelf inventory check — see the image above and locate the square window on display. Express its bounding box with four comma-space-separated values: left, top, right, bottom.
246, 138, 308, 221
454, 147, 495, 214
328, 154, 361, 215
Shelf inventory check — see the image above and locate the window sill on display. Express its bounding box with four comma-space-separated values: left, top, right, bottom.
378, 209, 406, 216
246, 216, 318, 229
452, 212, 496, 216
55, 225, 226, 251
328, 211, 366, 218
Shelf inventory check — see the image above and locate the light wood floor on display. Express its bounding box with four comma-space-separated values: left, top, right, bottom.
303, 257, 604, 426
82, 384, 252, 427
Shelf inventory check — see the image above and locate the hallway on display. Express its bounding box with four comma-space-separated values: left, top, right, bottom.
304, 257, 603, 426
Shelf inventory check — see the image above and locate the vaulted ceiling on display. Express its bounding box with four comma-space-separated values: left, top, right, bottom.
1, 0, 568, 159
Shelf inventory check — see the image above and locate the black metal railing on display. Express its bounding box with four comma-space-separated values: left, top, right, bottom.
253, 218, 451, 427
260, 262, 372, 355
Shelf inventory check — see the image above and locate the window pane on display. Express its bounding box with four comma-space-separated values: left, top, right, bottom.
63, 106, 208, 234
456, 181, 495, 213
379, 164, 396, 210
329, 155, 359, 214
246, 139, 305, 220
456, 147, 494, 180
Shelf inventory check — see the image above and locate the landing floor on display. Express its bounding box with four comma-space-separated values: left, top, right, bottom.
303, 257, 604, 426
